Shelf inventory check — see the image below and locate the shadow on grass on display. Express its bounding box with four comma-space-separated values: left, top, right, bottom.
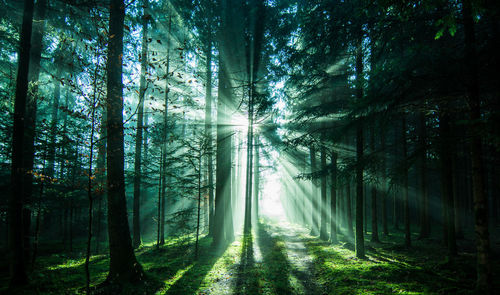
233, 232, 260, 295
306, 237, 476, 294
256, 223, 293, 295
163, 236, 228, 294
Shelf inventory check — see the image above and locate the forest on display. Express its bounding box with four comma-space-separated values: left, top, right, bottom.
0, 0, 499, 294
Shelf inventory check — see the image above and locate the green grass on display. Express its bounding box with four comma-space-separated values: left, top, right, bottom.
1, 225, 498, 294
305, 231, 487, 295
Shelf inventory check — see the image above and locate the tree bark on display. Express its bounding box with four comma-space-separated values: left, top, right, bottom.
417, 113, 429, 239
22, 0, 47, 265
355, 42, 365, 258
439, 111, 457, 256
462, 1, 491, 291
132, 0, 149, 249
8, 0, 35, 287
330, 152, 338, 243
402, 116, 411, 248
319, 146, 328, 240
105, 0, 144, 283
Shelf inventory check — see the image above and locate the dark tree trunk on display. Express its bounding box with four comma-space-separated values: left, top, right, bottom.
8, 0, 35, 287
204, 29, 215, 238
132, 0, 149, 249
417, 113, 429, 239
380, 129, 389, 236
355, 42, 365, 258
160, 14, 172, 246
213, 38, 232, 249
105, 0, 144, 283
23, 0, 47, 265
319, 146, 328, 240
309, 146, 319, 236
330, 152, 338, 243
439, 111, 457, 256
253, 135, 260, 223
402, 116, 411, 248
346, 176, 353, 238
370, 124, 379, 243
463, 2, 491, 290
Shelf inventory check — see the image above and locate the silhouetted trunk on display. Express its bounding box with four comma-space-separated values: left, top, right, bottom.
369, 124, 379, 242
439, 111, 457, 256
105, 0, 144, 283
133, 0, 149, 249
320, 146, 328, 240
309, 146, 319, 236
23, 0, 47, 264
381, 129, 388, 236
253, 135, 260, 223
346, 176, 353, 238
417, 113, 429, 239
159, 13, 172, 245
402, 116, 411, 248
195, 151, 202, 260
8, 0, 35, 287
204, 28, 215, 238
213, 35, 232, 249
46, 63, 62, 178
355, 42, 365, 258
330, 152, 337, 243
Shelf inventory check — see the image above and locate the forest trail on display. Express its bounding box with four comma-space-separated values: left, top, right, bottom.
200, 219, 323, 295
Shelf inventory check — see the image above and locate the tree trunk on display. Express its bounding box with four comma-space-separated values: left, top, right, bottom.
309, 146, 319, 236
22, 0, 47, 265
320, 146, 328, 240
402, 116, 411, 248
417, 113, 429, 239
439, 111, 457, 256
370, 123, 379, 243
381, 129, 388, 236
355, 42, 365, 258
213, 36, 232, 249
132, 0, 149, 249
204, 28, 215, 238
330, 152, 338, 243
105, 0, 144, 283
8, 0, 35, 287
160, 13, 172, 245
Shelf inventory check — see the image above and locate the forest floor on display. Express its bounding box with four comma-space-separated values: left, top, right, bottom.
1, 219, 499, 294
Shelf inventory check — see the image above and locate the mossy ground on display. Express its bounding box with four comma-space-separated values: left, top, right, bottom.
0, 222, 498, 294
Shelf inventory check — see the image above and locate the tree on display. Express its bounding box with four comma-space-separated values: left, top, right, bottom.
8, 0, 35, 287
133, 0, 149, 249
104, 0, 144, 283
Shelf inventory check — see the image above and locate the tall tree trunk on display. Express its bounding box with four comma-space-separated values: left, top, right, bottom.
402, 116, 411, 248
23, 0, 47, 265
309, 146, 319, 236
105, 0, 144, 283
204, 28, 215, 238
355, 42, 365, 258
46, 63, 63, 178
8, 0, 35, 287
213, 34, 232, 249
160, 13, 172, 245
330, 152, 338, 243
370, 124, 379, 243
417, 113, 429, 239
346, 176, 353, 238
381, 129, 388, 236
439, 111, 457, 256
132, 0, 149, 249
253, 135, 260, 224
320, 146, 328, 240
244, 84, 254, 234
